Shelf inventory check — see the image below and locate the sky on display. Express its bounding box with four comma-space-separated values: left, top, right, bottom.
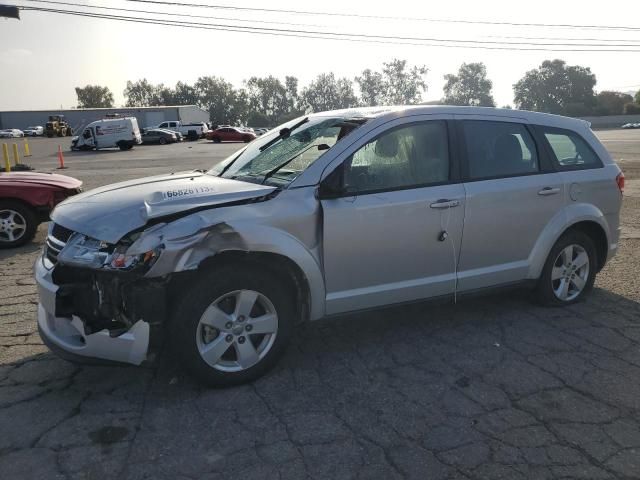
0, 0, 639, 111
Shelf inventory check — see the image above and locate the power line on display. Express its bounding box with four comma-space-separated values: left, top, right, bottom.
17, 0, 328, 28
126, 0, 640, 32
16, 4, 640, 52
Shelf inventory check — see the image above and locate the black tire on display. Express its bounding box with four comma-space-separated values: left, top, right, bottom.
535, 230, 597, 306
159, 137, 167, 145
211, 136, 221, 143
170, 266, 295, 387
118, 142, 133, 151
243, 136, 252, 143
57, 130, 64, 137
0, 200, 38, 249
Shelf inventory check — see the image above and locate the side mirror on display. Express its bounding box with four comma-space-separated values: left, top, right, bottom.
317, 165, 345, 200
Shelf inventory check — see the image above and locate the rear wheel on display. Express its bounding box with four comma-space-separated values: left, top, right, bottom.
211, 136, 221, 143
536, 231, 597, 306
0, 201, 38, 249
159, 137, 167, 145
171, 266, 294, 387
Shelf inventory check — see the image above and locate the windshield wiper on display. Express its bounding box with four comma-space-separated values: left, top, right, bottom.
261, 143, 329, 184
259, 117, 309, 152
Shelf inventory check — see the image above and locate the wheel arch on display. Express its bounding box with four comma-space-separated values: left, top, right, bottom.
528, 203, 611, 279
157, 222, 326, 322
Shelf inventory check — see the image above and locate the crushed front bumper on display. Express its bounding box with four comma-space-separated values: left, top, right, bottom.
35, 256, 150, 365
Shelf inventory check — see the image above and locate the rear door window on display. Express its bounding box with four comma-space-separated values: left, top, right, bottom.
462, 120, 539, 180
541, 128, 603, 170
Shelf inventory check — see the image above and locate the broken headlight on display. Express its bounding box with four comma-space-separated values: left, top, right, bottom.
57, 225, 165, 272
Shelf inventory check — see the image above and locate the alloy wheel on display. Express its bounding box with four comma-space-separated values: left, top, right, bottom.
196, 289, 278, 372
551, 244, 590, 302
0, 209, 27, 243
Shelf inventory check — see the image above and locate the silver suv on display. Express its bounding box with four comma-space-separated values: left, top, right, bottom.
35, 106, 623, 386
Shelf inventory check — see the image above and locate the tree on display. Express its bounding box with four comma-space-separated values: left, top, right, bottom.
593, 91, 633, 116
355, 69, 386, 106
513, 59, 596, 115
625, 103, 640, 114
355, 59, 428, 106
381, 59, 428, 105
300, 73, 358, 112
173, 81, 198, 105
443, 62, 495, 107
194, 76, 241, 124
75, 85, 114, 108
123, 79, 157, 107
284, 76, 300, 113
246, 76, 289, 123
635, 90, 640, 105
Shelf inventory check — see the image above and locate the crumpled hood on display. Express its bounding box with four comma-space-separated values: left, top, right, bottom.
51, 171, 277, 243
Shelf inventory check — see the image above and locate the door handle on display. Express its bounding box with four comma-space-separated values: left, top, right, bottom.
430, 199, 460, 209
538, 187, 560, 196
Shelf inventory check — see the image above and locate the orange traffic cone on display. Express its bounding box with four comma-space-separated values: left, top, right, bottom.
57, 145, 66, 169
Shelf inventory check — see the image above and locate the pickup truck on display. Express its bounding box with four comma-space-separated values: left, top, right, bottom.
153, 121, 209, 139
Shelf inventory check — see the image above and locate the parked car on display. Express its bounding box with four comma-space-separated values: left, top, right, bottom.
207, 127, 257, 143
253, 128, 269, 136
35, 106, 623, 387
0, 171, 82, 248
0, 129, 24, 138
154, 121, 209, 139
623, 123, 640, 129
71, 117, 142, 151
141, 128, 178, 145
23, 126, 44, 136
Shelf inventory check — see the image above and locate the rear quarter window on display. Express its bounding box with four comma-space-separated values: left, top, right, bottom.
541, 128, 603, 170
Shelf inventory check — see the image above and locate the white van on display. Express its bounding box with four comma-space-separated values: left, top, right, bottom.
71, 117, 142, 151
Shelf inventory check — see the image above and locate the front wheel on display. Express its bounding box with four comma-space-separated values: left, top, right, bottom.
536, 231, 597, 306
159, 137, 167, 145
171, 267, 294, 387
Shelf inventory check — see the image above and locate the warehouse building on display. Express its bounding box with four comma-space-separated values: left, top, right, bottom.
0, 105, 209, 131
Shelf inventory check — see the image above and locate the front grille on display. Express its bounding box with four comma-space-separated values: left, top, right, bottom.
45, 223, 74, 265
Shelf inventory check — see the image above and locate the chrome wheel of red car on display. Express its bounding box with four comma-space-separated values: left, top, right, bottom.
0, 201, 38, 248
0, 208, 26, 243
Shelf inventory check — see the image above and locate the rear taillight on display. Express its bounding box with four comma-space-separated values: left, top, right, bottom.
616, 172, 625, 194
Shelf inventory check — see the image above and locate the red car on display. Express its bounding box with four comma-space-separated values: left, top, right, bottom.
0, 172, 82, 248
207, 127, 256, 143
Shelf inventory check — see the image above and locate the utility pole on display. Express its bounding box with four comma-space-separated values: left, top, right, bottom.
0, 5, 20, 20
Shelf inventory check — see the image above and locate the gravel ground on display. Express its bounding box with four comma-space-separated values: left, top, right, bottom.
1, 130, 639, 479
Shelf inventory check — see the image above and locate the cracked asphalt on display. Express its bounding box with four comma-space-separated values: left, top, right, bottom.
1, 131, 640, 479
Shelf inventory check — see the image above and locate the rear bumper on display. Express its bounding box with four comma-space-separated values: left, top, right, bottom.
35, 256, 150, 365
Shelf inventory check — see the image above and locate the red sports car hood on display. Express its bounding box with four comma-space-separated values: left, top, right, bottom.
0, 172, 82, 189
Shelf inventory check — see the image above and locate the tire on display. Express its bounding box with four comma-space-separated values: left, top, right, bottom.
243, 136, 252, 143
171, 266, 295, 387
159, 137, 167, 145
0, 200, 38, 249
118, 142, 133, 151
535, 230, 597, 306
57, 130, 64, 137
211, 136, 221, 144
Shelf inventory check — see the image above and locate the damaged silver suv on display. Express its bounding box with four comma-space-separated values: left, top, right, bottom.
36, 106, 623, 386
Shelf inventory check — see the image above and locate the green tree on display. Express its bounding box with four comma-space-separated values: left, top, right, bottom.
593, 91, 633, 116
300, 73, 358, 112
382, 59, 428, 105
285, 76, 300, 113
173, 81, 198, 105
75, 85, 114, 108
635, 90, 640, 104
513, 59, 596, 115
123, 79, 156, 107
443, 62, 495, 107
355, 69, 386, 106
246, 76, 289, 124
194, 76, 240, 124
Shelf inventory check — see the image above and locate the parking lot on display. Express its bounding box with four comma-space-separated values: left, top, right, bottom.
1, 130, 640, 479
